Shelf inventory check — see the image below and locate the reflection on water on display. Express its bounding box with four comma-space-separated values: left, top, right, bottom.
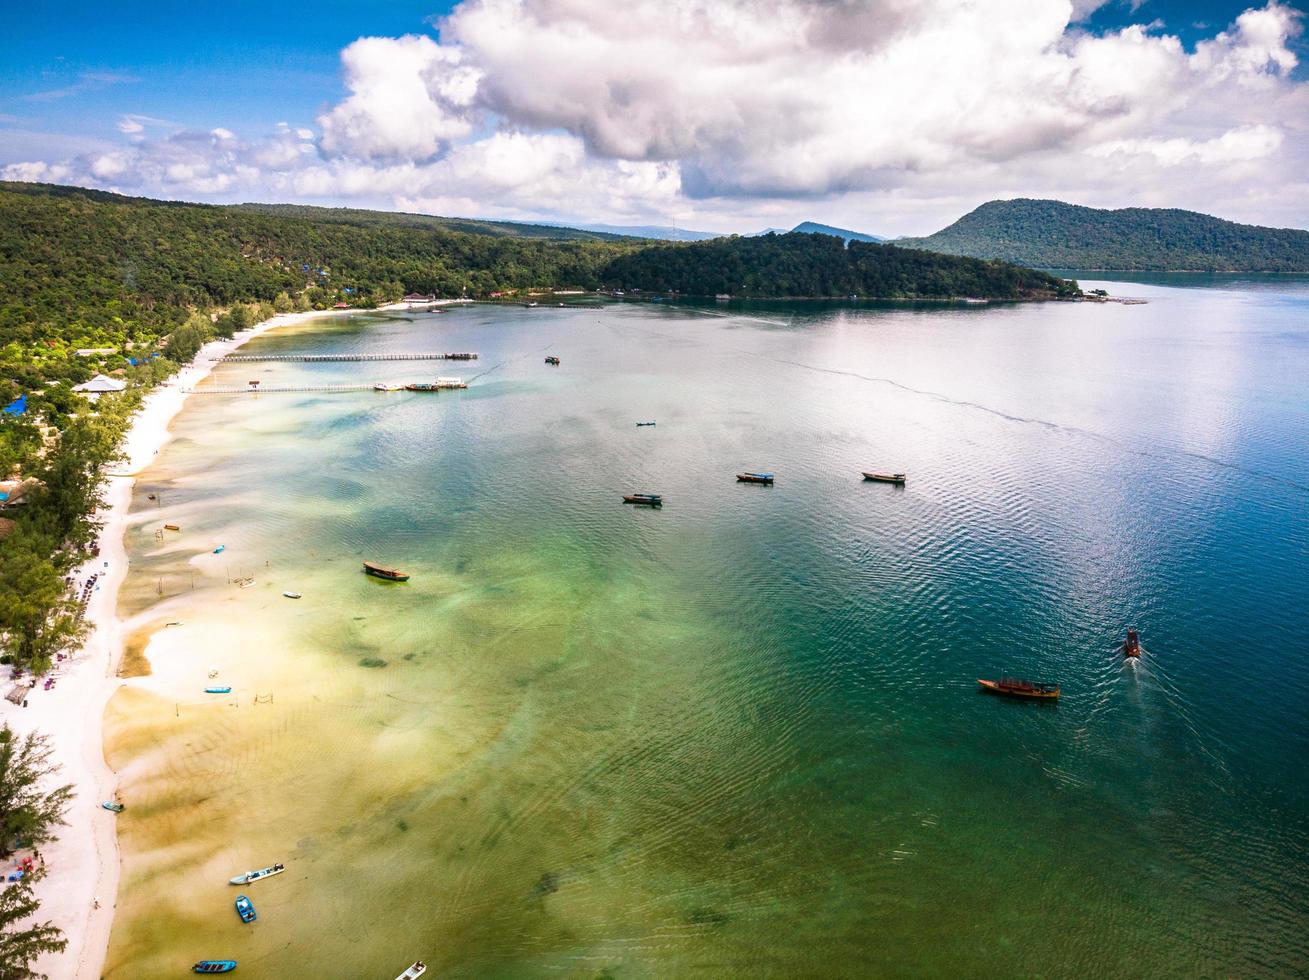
106, 291, 1309, 977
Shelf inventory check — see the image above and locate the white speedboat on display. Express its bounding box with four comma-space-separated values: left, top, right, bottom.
229, 862, 286, 885
395, 962, 427, 980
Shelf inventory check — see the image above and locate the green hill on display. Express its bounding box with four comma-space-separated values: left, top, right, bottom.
601, 232, 1077, 299
897, 199, 1309, 271
232, 202, 630, 241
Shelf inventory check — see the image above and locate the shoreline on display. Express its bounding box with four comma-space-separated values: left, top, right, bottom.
0, 304, 374, 980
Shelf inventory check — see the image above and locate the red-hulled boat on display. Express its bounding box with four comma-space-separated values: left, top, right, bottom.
1123, 628, 1141, 658
363, 561, 410, 582
978, 677, 1060, 700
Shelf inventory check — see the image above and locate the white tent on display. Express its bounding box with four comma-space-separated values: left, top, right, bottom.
72, 374, 127, 394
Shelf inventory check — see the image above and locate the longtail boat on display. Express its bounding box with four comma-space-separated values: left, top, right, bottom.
192, 962, 237, 974
622, 493, 663, 506
164, 523, 181, 531
101, 800, 125, 813
204, 686, 232, 695
396, 963, 427, 980
373, 383, 404, 392
545, 356, 561, 365
978, 677, 1060, 700
737, 472, 774, 485
363, 561, 410, 582
404, 383, 440, 392
229, 863, 285, 886
635, 421, 656, 426
1123, 628, 1141, 658
863, 472, 906, 484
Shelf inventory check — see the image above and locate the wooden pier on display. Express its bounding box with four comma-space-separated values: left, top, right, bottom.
220, 352, 478, 363
187, 384, 383, 395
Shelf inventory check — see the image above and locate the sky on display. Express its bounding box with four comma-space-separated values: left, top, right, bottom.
2, 0, 1307, 237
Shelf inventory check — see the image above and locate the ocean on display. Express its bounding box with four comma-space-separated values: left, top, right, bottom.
106, 280, 1309, 977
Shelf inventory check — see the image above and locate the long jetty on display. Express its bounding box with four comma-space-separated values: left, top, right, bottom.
187, 384, 381, 395
220, 352, 478, 363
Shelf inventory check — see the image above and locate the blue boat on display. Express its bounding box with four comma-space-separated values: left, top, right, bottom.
204, 686, 232, 695
193, 962, 237, 974
235, 894, 256, 923
213, 545, 225, 554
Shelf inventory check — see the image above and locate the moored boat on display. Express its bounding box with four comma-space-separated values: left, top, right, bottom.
204, 686, 232, 695
234, 894, 256, 923
737, 472, 774, 485
373, 383, 404, 392
213, 545, 226, 554
977, 677, 1060, 700
435, 377, 467, 389
404, 382, 440, 392
1123, 628, 1141, 658
282, 592, 301, 599
622, 493, 663, 506
396, 962, 427, 980
445, 352, 478, 360
545, 356, 561, 365
863, 472, 906, 484
363, 560, 410, 582
101, 800, 124, 813
164, 523, 181, 531
635, 421, 656, 426
229, 863, 285, 885
192, 962, 237, 974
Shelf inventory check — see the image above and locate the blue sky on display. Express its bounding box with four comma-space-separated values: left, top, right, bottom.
3, 1, 1306, 234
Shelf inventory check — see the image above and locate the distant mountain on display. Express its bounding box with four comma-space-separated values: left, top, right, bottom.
791, 221, 883, 243
896, 198, 1309, 271
601, 232, 1078, 300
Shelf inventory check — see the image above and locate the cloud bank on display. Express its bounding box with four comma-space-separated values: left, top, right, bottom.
5, 0, 1307, 234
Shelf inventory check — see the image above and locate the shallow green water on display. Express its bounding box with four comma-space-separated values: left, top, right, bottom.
108, 288, 1309, 977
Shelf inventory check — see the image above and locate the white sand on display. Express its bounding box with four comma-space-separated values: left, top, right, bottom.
0, 306, 377, 979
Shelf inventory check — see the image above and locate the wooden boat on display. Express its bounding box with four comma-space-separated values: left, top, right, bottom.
234, 894, 256, 923
192, 962, 237, 974
863, 472, 906, 484
544, 356, 561, 365
395, 963, 427, 980
445, 352, 478, 360
435, 377, 467, 389
204, 686, 232, 695
101, 800, 124, 813
405, 383, 440, 392
229, 863, 285, 886
622, 493, 663, 506
282, 592, 301, 599
977, 677, 1060, 700
164, 523, 181, 531
1123, 628, 1141, 658
737, 472, 774, 485
363, 560, 410, 582
635, 421, 656, 426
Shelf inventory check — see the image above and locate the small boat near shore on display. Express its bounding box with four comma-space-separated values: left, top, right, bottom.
396, 962, 427, 980
282, 592, 301, 599
373, 383, 404, 392
192, 962, 237, 974
234, 895, 256, 923
1123, 628, 1141, 658
204, 686, 232, 695
635, 421, 656, 426
229, 863, 285, 885
863, 472, 906, 485
163, 523, 181, 531
363, 560, 410, 582
737, 472, 774, 485
623, 493, 663, 506
213, 545, 226, 554
978, 677, 1060, 700
101, 800, 124, 813
545, 356, 561, 365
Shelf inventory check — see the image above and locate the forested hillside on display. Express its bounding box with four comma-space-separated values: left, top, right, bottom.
897, 199, 1309, 271
603, 232, 1078, 299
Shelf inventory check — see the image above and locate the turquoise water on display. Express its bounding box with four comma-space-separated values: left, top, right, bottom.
109, 284, 1309, 977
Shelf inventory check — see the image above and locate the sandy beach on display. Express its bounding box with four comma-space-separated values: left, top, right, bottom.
0, 305, 386, 980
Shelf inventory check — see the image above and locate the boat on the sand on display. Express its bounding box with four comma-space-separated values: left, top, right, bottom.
234, 895, 256, 923
282, 592, 301, 599
164, 523, 181, 531
229, 863, 285, 885
978, 677, 1060, 700
101, 800, 124, 813
363, 560, 410, 582
737, 472, 774, 485
622, 493, 663, 506
862, 472, 906, 484
192, 962, 237, 974
204, 686, 232, 695
1123, 628, 1141, 658
396, 962, 427, 980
